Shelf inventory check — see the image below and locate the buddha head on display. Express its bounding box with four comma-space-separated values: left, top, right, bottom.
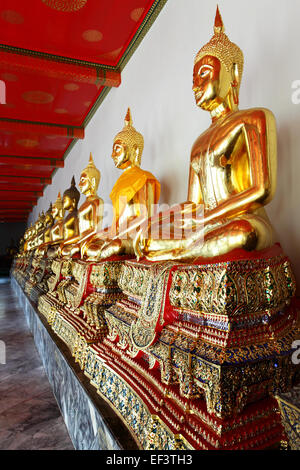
36, 211, 45, 232
193, 7, 244, 113
79, 153, 100, 197
63, 176, 80, 212
51, 192, 64, 220
112, 108, 144, 169
45, 203, 54, 227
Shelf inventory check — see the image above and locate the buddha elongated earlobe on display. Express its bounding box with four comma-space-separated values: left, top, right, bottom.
231, 63, 239, 105
133, 145, 140, 166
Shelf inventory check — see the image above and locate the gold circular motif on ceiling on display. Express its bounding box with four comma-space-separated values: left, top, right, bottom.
41, 0, 88, 12
84, 101, 91, 107
100, 47, 122, 61
1, 10, 24, 24
54, 108, 68, 114
130, 7, 145, 22
64, 83, 79, 91
1, 73, 18, 82
22, 90, 54, 104
17, 138, 39, 148
82, 29, 103, 42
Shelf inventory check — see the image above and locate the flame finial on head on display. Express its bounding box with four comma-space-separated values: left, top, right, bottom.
64, 175, 80, 206
54, 191, 63, 211
124, 108, 133, 127
194, 6, 244, 86
87, 152, 96, 168
214, 5, 224, 34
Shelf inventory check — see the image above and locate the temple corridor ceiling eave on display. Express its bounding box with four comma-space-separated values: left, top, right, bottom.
0, 0, 167, 223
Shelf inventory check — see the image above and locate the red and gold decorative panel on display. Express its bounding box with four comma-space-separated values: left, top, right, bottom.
0, 0, 166, 222
0, 0, 155, 66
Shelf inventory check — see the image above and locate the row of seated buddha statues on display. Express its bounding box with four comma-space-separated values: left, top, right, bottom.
12, 8, 300, 451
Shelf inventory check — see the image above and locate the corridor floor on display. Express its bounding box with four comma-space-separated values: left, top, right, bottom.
0, 278, 74, 450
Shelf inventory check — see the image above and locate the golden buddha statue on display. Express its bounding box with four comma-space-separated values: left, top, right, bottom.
27, 223, 37, 252
135, 7, 276, 261
83, 108, 161, 260
47, 192, 65, 258
61, 154, 103, 258
35, 203, 54, 256
58, 176, 80, 254
22, 227, 31, 253
43, 204, 54, 244
17, 237, 24, 256
35, 212, 46, 248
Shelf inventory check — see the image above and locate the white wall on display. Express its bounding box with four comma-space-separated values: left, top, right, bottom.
28, 0, 300, 290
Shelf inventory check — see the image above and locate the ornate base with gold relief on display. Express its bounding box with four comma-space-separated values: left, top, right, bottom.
37, 258, 72, 320
13, 252, 34, 289
12, 244, 300, 450
83, 244, 300, 449
38, 257, 128, 368
84, 341, 286, 449
28, 258, 53, 304
24, 256, 51, 302
276, 383, 300, 450
24, 256, 40, 295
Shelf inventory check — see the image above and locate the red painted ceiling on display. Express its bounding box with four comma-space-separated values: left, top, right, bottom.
0, 0, 166, 223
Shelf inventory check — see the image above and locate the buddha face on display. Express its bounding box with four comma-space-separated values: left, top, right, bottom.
45, 213, 52, 226
63, 194, 73, 211
112, 139, 131, 169
79, 171, 91, 195
193, 55, 231, 111
52, 204, 59, 219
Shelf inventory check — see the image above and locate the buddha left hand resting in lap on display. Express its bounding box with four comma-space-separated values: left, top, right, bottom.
135, 7, 277, 262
